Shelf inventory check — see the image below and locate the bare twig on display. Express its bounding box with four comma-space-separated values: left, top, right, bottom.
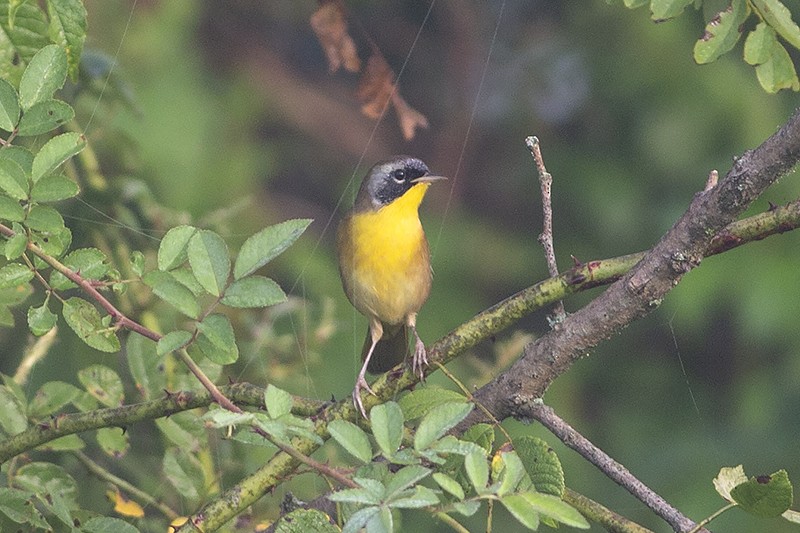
704, 169, 719, 191
526, 136, 566, 323
529, 402, 706, 533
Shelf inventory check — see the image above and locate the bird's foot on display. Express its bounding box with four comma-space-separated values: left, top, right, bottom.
352, 375, 376, 418
411, 336, 428, 380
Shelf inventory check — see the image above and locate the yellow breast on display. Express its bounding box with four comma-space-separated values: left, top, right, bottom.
338, 183, 433, 325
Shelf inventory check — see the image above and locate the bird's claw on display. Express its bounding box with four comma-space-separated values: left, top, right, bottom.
352, 375, 376, 418
411, 337, 428, 380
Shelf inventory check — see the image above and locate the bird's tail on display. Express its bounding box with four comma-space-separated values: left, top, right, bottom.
363, 324, 409, 374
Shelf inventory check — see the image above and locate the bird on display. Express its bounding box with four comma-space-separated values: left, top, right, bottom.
337, 156, 445, 416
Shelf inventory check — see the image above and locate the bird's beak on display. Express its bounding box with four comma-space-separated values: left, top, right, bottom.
412, 174, 447, 184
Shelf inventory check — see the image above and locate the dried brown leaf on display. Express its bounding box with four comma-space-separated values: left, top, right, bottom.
310, 1, 361, 73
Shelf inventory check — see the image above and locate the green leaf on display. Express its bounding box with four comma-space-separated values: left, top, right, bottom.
4, 226, 27, 259
340, 507, 379, 533
264, 384, 293, 419
0, 262, 32, 288
31, 131, 86, 183
0, 385, 28, 435
515, 436, 565, 497
0, 487, 50, 529
757, 40, 799, 92
17, 99, 74, 136
745, 23, 776, 65
82, 517, 140, 533
156, 330, 193, 357
126, 334, 165, 399
462, 423, 495, 453
496, 451, 527, 496
0, 3, 49, 82
517, 491, 589, 528
752, 0, 800, 48
0, 157, 29, 200
0, 305, 13, 326
97, 426, 129, 458
163, 447, 204, 502
158, 225, 196, 271
329, 486, 382, 506
62, 298, 120, 353
188, 229, 230, 296
399, 387, 468, 420
432, 472, 465, 499
38, 433, 83, 452
385, 465, 431, 499
30, 226, 71, 257
0, 78, 20, 131
731, 469, 793, 517
49, 247, 109, 290
28, 381, 80, 418
195, 313, 238, 364
26, 204, 64, 232
2, 146, 34, 174
27, 301, 57, 336
169, 266, 205, 295
156, 412, 203, 450
464, 448, 489, 494
274, 508, 341, 533
220, 275, 287, 308
30, 172, 79, 202
389, 485, 439, 509
694, 0, 748, 64
413, 401, 473, 450
77, 364, 124, 407
370, 401, 404, 458
15, 462, 78, 509
0, 194, 25, 222
233, 218, 312, 280
452, 500, 481, 516
650, 0, 694, 20
18, 44, 67, 109
329, 419, 373, 463
500, 493, 540, 530
144, 270, 200, 319
45, 0, 88, 80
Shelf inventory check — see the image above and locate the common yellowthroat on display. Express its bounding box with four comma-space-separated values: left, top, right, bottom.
337, 156, 445, 416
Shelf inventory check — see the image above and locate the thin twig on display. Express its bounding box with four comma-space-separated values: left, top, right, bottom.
526, 136, 566, 323
14, 327, 58, 386
563, 489, 655, 533
528, 402, 707, 533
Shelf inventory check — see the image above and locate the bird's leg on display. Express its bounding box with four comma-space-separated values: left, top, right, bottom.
407, 313, 427, 379
353, 318, 382, 417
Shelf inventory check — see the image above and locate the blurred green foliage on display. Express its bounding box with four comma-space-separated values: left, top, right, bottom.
2, 0, 800, 531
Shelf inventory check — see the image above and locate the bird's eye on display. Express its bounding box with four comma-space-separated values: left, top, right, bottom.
391, 169, 406, 182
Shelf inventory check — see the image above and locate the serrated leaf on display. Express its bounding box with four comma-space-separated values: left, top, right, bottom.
755, 40, 800, 92
195, 313, 238, 364
399, 387, 468, 420
389, 485, 439, 509
144, 270, 200, 319
432, 472, 465, 499
274, 508, 340, 533
650, 0, 694, 20
0, 194, 25, 222
156, 330, 193, 357
453, 500, 481, 516
82, 517, 139, 533
62, 298, 120, 352
18, 44, 67, 109
31, 131, 85, 183
15, 462, 78, 512
264, 384, 293, 419
45, 0, 87, 81
27, 301, 57, 336
414, 401, 473, 450
370, 401, 404, 458
2, 146, 34, 174
462, 423, 495, 453
385, 465, 430, 499
97, 426, 129, 458
30, 226, 71, 257
77, 364, 124, 407
169, 266, 205, 295
26, 204, 64, 232
17, 99, 74, 136
188, 229, 230, 296
49, 247, 108, 290
0, 3, 49, 82
501, 493, 541, 530
518, 491, 589, 528
0, 78, 20, 131
341, 507, 379, 533
752, 0, 800, 48
30, 172, 79, 202
329, 419, 373, 463
745, 23, 775, 66
464, 449, 489, 494
328, 486, 382, 506
163, 447, 204, 502
158, 225, 196, 271
496, 451, 527, 496
28, 381, 80, 418
4, 227, 27, 259
731, 470, 793, 517
0, 385, 28, 435
233, 218, 312, 280
515, 436, 565, 497
694, 0, 748, 64
0, 262, 32, 288
0, 158, 29, 200
220, 275, 286, 308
